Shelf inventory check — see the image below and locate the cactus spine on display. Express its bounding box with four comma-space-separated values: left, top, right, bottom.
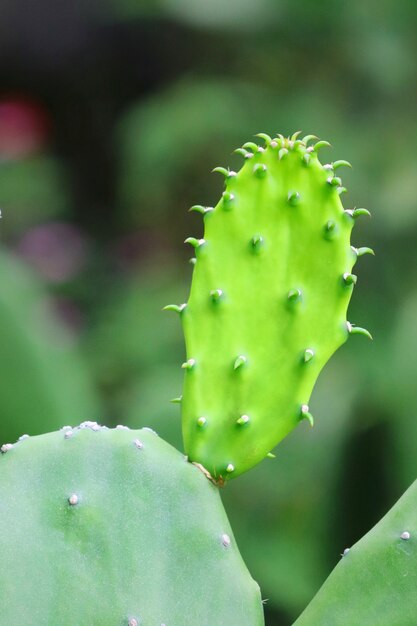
179, 133, 371, 480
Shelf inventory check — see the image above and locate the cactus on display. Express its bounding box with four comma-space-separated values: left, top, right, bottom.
178, 133, 372, 480
294, 478, 417, 625
0, 131, 377, 625
0, 423, 263, 625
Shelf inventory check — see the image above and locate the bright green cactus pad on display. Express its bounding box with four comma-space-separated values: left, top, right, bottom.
0, 424, 264, 626
179, 133, 372, 480
294, 478, 417, 625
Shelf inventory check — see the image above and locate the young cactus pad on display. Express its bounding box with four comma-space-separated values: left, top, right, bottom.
0, 424, 264, 626
179, 133, 372, 480
294, 478, 417, 625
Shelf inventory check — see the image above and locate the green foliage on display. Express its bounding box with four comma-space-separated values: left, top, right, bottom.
0, 156, 70, 236
179, 133, 370, 480
161, 0, 275, 30
116, 79, 267, 226
0, 249, 100, 445
85, 265, 186, 447
0, 424, 264, 626
294, 479, 417, 625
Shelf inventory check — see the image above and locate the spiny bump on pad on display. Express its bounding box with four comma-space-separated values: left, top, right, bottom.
251, 235, 264, 252
303, 349, 315, 363
288, 191, 301, 206
184, 237, 205, 249
210, 289, 224, 302
343, 273, 358, 286
163, 303, 187, 314
333, 159, 352, 170
242, 141, 259, 153
288, 288, 302, 302
255, 132, 272, 145
222, 191, 235, 207
347, 322, 373, 340
189, 204, 213, 215
253, 163, 267, 178
233, 355, 247, 370
327, 176, 342, 187
314, 140, 331, 151
234, 148, 252, 159
182, 358, 196, 370
212, 166, 237, 180
353, 246, 375, 257
345, 207, 371, 219
301, 405, 314, 427
324, 220, 337, 239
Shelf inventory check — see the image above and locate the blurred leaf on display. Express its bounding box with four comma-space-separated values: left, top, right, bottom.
125, 366, 183, 451
0, 156, 70, 237
161, 0, 278, 30
104, 0, 160, 20
374, 159, 417, 233
0, 249, 101, 444
116, 79, 260, 224
387, 291, 417, 487
85, 259, 187, 429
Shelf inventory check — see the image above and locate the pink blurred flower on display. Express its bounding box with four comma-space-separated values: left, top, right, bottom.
16, 222, 88, 282
0, 97, 50, 160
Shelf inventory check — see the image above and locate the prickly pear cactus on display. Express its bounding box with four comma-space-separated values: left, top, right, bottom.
0, 424, 264, 626
176, 133, 372, 480
294, 478, 417, 625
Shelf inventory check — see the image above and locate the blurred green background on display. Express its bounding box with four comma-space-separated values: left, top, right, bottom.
0, 1, 416, 624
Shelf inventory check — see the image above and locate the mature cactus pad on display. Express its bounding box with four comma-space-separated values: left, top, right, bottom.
180, 133, 371, 480
0, 424, 264, 626
294, 478, 417, 625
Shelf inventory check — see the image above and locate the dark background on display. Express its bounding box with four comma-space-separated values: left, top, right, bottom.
1, 1, 416, 623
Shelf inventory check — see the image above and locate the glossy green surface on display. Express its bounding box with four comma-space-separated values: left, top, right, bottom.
0, 425, 264, 626
181, 134, 360, 480
294, 479, 417, 625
